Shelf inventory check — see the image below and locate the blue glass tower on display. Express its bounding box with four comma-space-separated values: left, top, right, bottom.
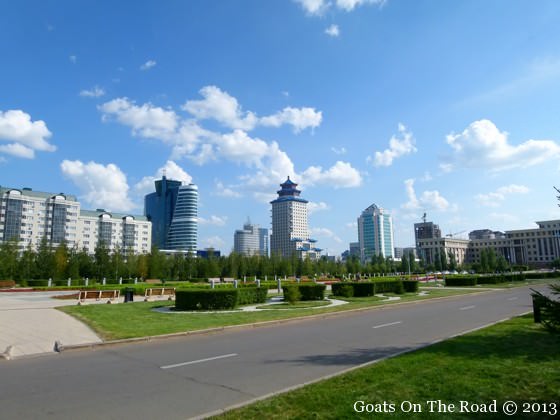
144, 176, 198, 252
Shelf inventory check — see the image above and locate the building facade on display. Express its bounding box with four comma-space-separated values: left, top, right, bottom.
270, 177, 320, 260
144, 176, 198, 252
234, 220, 269, 256
0, 186, 150, 254
415, 218, 560, 268
357, 204, 394, 262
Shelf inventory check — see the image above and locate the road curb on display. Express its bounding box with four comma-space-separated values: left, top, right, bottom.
58, 288, 497, 353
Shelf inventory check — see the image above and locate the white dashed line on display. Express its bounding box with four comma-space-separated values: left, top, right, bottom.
372, 321, 402, 329
459, 305, 476, 311
160, 353, 238, 369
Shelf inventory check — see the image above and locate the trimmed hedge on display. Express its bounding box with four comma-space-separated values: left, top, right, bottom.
282, 284, 326, 301
237, 286, 268, 305
175, 289, 238, 310
445, 276, 477, 286
403, 280, 419, 293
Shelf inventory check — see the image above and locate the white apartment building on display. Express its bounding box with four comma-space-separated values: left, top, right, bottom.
234, 220, 269, 256
0, 186, 151, 254
270, 177, 320, 260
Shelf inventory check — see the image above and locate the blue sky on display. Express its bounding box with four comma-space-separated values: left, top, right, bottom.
2, 0, 560, 255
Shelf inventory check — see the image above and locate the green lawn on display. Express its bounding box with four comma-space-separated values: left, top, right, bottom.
215, 315, 560, 419
256, 300, 331, 309
58, 288, 480, 340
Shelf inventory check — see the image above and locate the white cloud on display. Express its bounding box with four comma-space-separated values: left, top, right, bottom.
0, 109, 56, 159
325, 24, 340, 37
134, 160, 193, 195
302, 161, 362, 188
99, 97, 179, 140
402, 178, 450, 212
216, 129, 270, 166
308, 201, 330, 214
200, 235, 226, 249
475, 184, 529, 207
60, 160, 135, 212
439, 163, 453, 173
310, 227, 343, 243
260, 106, 322, 133
214, 181, 242, 198
372, 123, 416, 167
335, 0, 385, 11
79, 86, 105, 98
182, 86, 258, 131
331, 146, 347, 155
345, 221, 358, 229
199, 215, 228, 226
294, 0, 329, 15
445, 119, 560, 171
140, 60, 157, 71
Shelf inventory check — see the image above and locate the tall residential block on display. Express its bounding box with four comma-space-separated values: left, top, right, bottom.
234, 219, 269, 256
144, 176, 198, 252
357, 203, 394, 262
0, 186, 151, 254
270, 177, 320, 260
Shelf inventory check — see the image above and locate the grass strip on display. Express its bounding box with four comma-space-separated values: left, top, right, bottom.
215, 315, 560, 419
59, 289, 480, 340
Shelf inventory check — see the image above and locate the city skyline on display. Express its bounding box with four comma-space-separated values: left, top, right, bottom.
2, 1, 560, 255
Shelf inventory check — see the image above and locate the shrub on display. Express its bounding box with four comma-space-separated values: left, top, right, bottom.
445, 276, 477, 286
175, 289, 238, 310
298, 284, 326, 300
332, 283, 354, 298
402, 280, 419, 293
394, 280, 405, 295
532, 284, 560, 333
237, 286, 268, 305
283, 285, 301, 305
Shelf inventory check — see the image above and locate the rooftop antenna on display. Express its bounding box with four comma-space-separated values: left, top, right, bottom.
422, 212, 427, 223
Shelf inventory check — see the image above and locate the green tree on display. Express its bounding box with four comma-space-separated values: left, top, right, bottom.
94, 240, 111, 280
0, 239, 19, 280
53, 242, 69, 280
17, 244, 35, 281
35, 237, 55, 279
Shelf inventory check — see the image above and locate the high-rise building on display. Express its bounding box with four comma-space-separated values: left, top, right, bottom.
0, 186, 151, 254
234, 219, 269, 256
144, 176, 198, 252
357, 203, 394, 262
414, 221, 441, 242
270, 177, 320, 260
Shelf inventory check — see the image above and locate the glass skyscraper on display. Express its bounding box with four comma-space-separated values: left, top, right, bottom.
357, 203, 394, 263
144, 176, 198, 252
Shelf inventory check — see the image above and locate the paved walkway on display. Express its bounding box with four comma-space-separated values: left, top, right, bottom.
0, 291, 102, 359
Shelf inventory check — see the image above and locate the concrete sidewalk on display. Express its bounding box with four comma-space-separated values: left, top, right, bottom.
0, 291, 102, 359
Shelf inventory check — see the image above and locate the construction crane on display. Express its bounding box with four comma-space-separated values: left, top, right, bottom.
422, 212, 427, 223
446, 230, 467, 238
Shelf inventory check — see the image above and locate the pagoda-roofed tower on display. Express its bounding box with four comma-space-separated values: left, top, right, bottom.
270, 177, 320, 260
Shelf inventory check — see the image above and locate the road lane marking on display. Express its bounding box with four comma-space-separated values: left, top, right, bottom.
507, 297, 518, 301
459, 305, 476, 310
160, 353, 238, 369
372, 321, 402, 329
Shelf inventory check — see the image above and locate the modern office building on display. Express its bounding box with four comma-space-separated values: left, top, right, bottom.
415, 219, 560, 267
234, 219, 269, 256
144, 176, 198, 252
270, 177, 320, 260
414, 221, 442, 242
0, 186, 150, 254
357, 203, 394, 262
349, 242, 360, 258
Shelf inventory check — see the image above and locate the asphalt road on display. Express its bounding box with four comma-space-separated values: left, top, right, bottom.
0, 285, 545, 419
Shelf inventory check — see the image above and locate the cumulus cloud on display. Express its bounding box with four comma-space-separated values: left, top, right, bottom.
325, 24, 340, 37
182, 86, 258, 131
140, 60, 157, 71
331, 146, 347, 155
294, 0, 329, 15
294, 0, 384, 15
402, 178, 450, 212
308, 201, 330, 214
310, 227, 342, 243
475, 184, 530, 207
445, 119, 560, 171
60, 160, 135, 212
0, 109, 56, 159
79, 86, 105, 98
335, 0, 385, 11
260, 106, 322, 133
371, 123, 416, 167
302, 161, 362, 188
134, 160, 193, 195
199, 215, 228, 226
214, 181, 242, 198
